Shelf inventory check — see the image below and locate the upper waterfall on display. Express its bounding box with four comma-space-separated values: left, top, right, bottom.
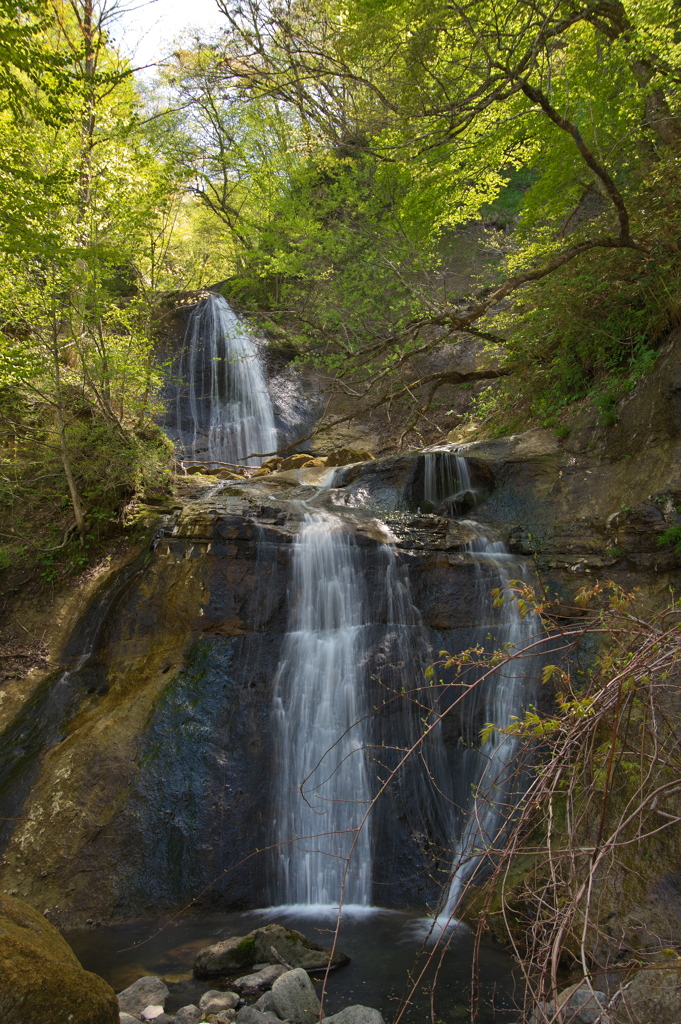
175, 293, 277, 466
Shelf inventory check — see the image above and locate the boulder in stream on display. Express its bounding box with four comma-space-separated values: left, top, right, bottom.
199, 989, 240, 1013
253, 991, 277, 1013
556, 983, 609, 1023
234, 964, 289, 994
117, 976, 170, 1017
194, 923, 349, 977
236, 1008, 281, 1024
174, 1007, 202, 1024
323, 1007, 386, 1024
270, 967, 321, 1024
0, 893, 119, 1024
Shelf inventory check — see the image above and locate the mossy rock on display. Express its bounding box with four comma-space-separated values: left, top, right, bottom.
252, 923, 350, 970
0, 894, 118, 1023
193, 924, 349, 978
325, 448, 374, 468
279, 454, 314, 470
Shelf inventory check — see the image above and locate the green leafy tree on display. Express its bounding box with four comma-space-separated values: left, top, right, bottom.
166, 0, 681, 432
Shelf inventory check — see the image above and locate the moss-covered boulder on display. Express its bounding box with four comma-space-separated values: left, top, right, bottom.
0, 894, 118, 1023
279, 454, 315, 470
253, 923, 350, 970
193, 923, 350, 978
325, 448, 374, 468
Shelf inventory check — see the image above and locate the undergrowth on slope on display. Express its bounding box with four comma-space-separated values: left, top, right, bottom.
418, 581, 681, 1022
461, 152, 681, 437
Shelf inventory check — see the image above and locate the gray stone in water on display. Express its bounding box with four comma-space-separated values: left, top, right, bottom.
234, 965, 289, 995
557, 983, 609, 1024
120, 1015, 142, 1024
528, 1006, 554, 1024
141, 1006, 166, 1021
271, 968, 321, 1024
253, 991, 277, 1014
174, 1006, 202, 1024
322, 1007, 386, 1024
200, 989, 240, 1013
118, 977, 170, 1017
236, 1007, 282, 1024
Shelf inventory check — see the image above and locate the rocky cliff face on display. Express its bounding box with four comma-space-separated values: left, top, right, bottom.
1, 328, 681, 943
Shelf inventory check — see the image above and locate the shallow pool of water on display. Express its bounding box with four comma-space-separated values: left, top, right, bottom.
64, 907, 521, 1023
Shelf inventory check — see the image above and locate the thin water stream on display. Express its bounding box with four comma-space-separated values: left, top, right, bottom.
421, 454, 542, 922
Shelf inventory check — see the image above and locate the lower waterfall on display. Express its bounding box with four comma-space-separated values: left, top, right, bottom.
272, 512, 373, 908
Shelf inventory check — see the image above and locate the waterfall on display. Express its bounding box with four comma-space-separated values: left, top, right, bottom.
176, 293, 277, 466
423, 453, 540, 922
442, 531, 536, 917
423, 451, 477, 513
272, 512, 373, 908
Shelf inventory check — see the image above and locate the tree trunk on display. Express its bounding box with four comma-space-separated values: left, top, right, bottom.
52, 336, 86, 543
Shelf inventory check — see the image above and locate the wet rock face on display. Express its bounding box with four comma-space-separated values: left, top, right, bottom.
0, 488, 478, 923
0, 893, 118, 1023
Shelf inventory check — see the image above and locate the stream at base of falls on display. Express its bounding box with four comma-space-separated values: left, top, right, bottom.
64, 910, 520, 1022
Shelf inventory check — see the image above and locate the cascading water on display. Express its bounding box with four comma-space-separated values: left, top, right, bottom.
423, 451, 477, 513
423, 453, 540, 922
272, 512, 373, 908
175, 293, 277, 466
270, 506, 450, 910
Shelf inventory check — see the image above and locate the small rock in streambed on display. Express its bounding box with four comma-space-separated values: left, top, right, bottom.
118, 977, 170, 1017
558, 984, 609, 1024
174, 1006, 202, 1024
200, 989, 240, 1014
322, 1007, 386, 1024
253, 991, 277, 1014
141, 1005, 166, 1021
120, 1015, 142, 1024
234, 964, 289, 994
236, 1007, 282, 1024
271, 968, 320, 1024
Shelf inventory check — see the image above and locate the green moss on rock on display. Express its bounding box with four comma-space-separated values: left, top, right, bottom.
0, 894, 118, 1023
235, 936, 256, 964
